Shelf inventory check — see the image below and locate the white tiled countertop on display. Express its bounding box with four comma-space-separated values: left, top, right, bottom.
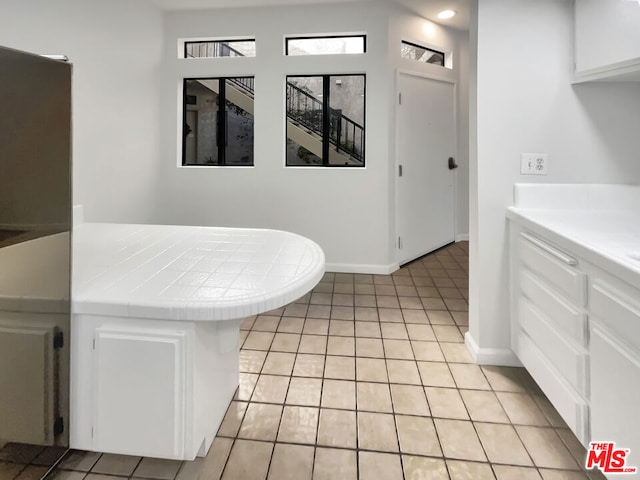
506, 184, 640, 288
72, 223, 325, 321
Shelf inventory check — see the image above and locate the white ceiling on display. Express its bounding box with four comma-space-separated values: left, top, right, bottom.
145, 0, 470, 31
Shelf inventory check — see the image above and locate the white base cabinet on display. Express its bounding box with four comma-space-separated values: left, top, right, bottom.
510, 220, 640, 477
510, 228, 590, 445
93, 329, 187, 459
71, 315, 240, 460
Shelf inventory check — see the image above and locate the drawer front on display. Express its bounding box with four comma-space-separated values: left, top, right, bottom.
591, 282, 640, 353
520, 269, 587, 347
518, 298, 589, 396
518, 233, 587, 306
514, 331, 590, 447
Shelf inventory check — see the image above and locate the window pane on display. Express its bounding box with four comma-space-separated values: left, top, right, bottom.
286, 76, 324, 166
224, 78, 254, 166
329, 75, 365, 166
185, 40, 256, 58
285, 74, 365, 167
183, 77, 254, 166
286, 36, 365, 55
401, 41, 444, 66
184, 79, 220, 165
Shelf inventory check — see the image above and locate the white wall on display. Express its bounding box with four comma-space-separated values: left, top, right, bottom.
468, 0, 640, 364
158, 1, 466, 273
158, 2, 391, 272
0, 0, 164, 223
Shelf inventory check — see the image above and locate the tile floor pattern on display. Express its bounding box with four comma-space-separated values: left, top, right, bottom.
3, 242, 607, 480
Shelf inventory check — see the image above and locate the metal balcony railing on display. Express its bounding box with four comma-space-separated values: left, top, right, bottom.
285, 82, 364, 164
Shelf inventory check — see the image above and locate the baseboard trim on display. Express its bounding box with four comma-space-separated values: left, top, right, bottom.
325, 262, 398, 275
465, 332, 522, 366
456, 234, 469, 242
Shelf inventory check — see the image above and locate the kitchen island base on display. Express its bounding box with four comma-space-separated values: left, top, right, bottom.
71, 315, 240, 461
70, 223, 325, 461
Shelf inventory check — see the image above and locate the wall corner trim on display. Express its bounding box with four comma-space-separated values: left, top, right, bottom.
455, 234, 469, 242
464, 331, 522, 367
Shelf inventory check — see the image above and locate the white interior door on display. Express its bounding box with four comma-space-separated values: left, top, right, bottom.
397, 73, 456, 265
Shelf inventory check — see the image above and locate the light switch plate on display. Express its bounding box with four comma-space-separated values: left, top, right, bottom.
521, 153, 549, 175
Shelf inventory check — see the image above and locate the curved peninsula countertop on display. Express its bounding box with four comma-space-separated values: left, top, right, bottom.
71, 222, 325, 460
73, 223, 325, 320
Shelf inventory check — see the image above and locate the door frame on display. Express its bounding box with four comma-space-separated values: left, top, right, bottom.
394, 69, 459, 267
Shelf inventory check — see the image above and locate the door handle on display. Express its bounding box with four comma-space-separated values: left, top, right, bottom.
448, 157, 458, 170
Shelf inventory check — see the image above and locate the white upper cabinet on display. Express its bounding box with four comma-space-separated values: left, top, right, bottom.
574, 0, 640, 82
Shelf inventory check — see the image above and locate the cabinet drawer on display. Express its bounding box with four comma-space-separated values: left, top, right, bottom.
591, 282, 640, 353
518, 297, 589, 396
518, 233, 586, 306
520, 269, 587, 347
514, 331, 589, 446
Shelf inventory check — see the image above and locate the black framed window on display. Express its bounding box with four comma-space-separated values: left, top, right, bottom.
182, 77, 254, 166
401, 40, 445, 66
286, 74, 365, 167
184, 40, 256, 58
285, 35, 366, 55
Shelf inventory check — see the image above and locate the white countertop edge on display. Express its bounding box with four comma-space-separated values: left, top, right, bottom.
72, 263, 325, 322
507, 207, 640, 289
71, 223, 326, 321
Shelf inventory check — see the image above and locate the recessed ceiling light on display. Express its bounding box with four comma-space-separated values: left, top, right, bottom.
437, 9, 456, 19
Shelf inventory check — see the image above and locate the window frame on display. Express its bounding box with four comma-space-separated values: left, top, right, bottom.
182, 76, 255, 167
284, 35, 367, 56
400, 40, 445, 66
285, 73, 366, 168
183, 39, 256, 59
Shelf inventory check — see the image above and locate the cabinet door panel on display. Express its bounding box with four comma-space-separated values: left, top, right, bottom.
93, 329, 186, 459
590, 325, 640, 470
575, 0, 640, 73
0, 325, 55, 445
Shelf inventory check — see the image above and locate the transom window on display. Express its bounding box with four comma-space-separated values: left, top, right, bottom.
184, 39, 256, 58
286, 74, 365, 167
285, 35, 366, 56
182, 77, 254, 166
401, 40, 445, 66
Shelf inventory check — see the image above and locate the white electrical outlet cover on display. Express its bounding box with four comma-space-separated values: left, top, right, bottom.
521, 153, 549, 175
